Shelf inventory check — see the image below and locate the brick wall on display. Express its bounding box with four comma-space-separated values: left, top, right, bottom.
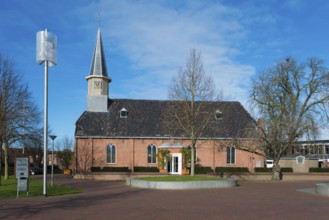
75, 138, 264, 173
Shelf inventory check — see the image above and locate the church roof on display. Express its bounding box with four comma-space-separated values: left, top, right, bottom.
75, 99, 258, 139
88, 27, 110, 79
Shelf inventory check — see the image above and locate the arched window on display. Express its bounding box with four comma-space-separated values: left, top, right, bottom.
107, 144, 116, 163
226, 145, 235, 164
147, 144, 157, 163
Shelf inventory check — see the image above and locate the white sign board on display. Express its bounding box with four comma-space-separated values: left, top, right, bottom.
16, 158, 29, 179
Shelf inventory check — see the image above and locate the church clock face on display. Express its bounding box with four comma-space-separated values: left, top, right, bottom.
94, 80, 102, 89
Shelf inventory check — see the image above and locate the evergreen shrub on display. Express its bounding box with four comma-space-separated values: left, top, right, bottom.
309, 167, 329, 172
91, 167, 130, 172
134, 166, 159, 172
195, 166, 213, 174
215, 167, 249, 173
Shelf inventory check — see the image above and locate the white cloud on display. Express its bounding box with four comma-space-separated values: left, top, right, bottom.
78, 0, 271, 106
94, 1, 253, 103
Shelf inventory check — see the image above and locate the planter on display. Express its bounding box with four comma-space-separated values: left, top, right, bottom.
182, 169, 189, 175
64, 169, 71, 175
159, 169, 168, 173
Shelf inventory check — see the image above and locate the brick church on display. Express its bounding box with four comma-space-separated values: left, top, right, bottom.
74, 26, 264, 175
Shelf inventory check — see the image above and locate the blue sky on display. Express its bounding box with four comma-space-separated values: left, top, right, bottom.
1, 0, 329, 140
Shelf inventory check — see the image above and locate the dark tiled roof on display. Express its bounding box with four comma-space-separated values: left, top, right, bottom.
75, 99, 257, 139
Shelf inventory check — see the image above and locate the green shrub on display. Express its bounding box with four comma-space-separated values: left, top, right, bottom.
91, 167, 130, 172
195, 166, 213, 174
254, 167, 293, 173
134, 166, 159, 172
215, 167, 249, 173
254, 167, 272, 172
309, 167, 329, 172
281, 167, 293, 172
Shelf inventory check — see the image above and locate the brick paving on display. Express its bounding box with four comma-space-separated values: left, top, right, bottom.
0, 175, 329, 220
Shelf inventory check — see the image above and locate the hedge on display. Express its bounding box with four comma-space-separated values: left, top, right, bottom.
195, 166, 213, 174
215, 167, 249, 173
254, 167, 293, 173
91, 167, 130, 172
309, 167, 329, 172
134, 166, 159, 172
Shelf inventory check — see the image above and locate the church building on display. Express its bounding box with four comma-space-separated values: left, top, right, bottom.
74, 27, 264, 175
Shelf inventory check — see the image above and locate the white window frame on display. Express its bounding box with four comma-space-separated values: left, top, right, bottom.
147, 144, 157, 164
226, 145, 236, 164
120, 107, 128, 118
107, 144, 116, 164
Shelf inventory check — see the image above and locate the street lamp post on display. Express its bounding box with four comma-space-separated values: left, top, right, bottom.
36, 29, 57, 197
49, 135, 57, 187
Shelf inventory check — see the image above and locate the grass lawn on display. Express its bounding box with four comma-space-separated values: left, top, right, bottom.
139, 175, 223, 182
0, 176, 81, 199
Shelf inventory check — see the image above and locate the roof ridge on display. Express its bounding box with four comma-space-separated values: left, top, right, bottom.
110, 98, 241, 103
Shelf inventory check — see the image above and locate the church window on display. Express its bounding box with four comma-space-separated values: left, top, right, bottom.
107, 144, 116, 163
226, 145, 235, 164
147, 144, 157, 163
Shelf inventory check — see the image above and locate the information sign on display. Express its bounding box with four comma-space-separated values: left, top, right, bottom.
16, 157, 29, 197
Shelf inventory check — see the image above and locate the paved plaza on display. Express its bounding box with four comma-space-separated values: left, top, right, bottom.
0, 175, 329, 220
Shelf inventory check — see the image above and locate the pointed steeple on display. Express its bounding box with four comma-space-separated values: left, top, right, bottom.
86, 24, 111, 112
89, 27, 110, 79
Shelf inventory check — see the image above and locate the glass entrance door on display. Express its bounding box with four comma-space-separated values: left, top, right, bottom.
168, 153, 182, 175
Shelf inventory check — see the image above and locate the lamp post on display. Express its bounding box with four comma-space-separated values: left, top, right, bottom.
49, 135, 57, 186
36, 29, 57, 196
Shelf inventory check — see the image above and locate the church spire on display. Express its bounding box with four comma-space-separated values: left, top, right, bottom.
85, 21, 111, 112
89, 26, 110, 79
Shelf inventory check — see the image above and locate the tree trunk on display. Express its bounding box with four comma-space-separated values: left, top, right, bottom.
0, 144, 2, 185
4, 144, 8, 180
271, 162, 282, 181
190, 142, 195, 176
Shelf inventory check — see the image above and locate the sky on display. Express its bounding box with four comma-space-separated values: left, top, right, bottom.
1, 0, 329, 141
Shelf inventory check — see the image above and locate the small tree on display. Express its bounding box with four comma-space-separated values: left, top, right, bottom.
76, 143, 94, 174
156, 149, 171, 170
0, 53, 41, 180
168, 49, 221, 176
251, 57, 329, 180
23, 129, 44, 168
57, 136, 73, 169
180, 147, 190, 170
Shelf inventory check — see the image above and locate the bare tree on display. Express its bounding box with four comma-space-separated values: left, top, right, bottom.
24, 128, 44, 168
0, 54, 41, 180
76, 142, 94, 175
57, 136, 74, 169
168, 49, 221, 176
251, 57, 329, 180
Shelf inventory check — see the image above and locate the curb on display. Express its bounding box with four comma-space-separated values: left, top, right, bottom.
315, 183, 329, 196
126, 178, 237, 190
